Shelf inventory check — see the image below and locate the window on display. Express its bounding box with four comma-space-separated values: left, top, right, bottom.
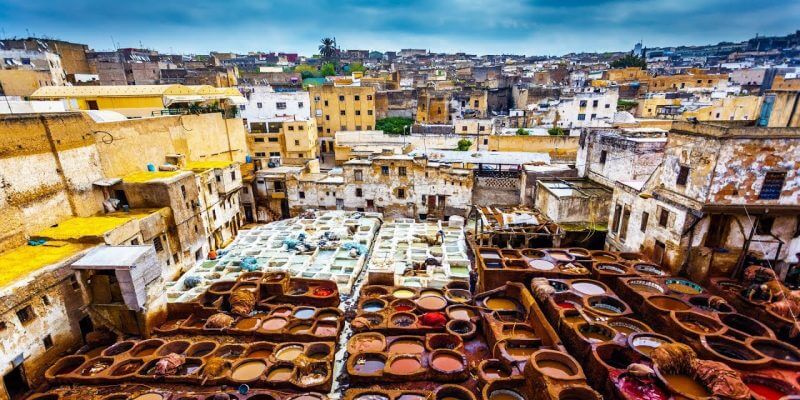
640, 212, 649, 232
257, 102, 263, 109
355, 110, 361, 116
759, 171, 786, 200
69, 275, 80, 290
314, 96, 320, 101
611, 204, 622, 233
354, 95, 360, 101
288, 126, 295, 131
153, 236, 164, 252
276, 102, 287, 110
269, 152, 280, 157
676, 166, 690, 186
355, 188, 363, 197
356, 125, 362, 130
590, 113, 596, 119
16, 305, 34, 324
354, 170, 363, 181
479, 126, 485, 132
43, 334, 53, 349
381, 166, 389, 175
604, 104, 610, 108
42, 295, 50, 306
397, 188, 406, 199
254, 138, 264, 143
474, 100, 479, 107
268, 137, 278, 142
398, 166, 407, 176
180, 185, 187, 199
599, 150, 607, 164
325, 115, 330, 120
579, 100, 587, 107
367, 125, 372, 130
324, 100, 329, 106
255, 152, 266, 157
367, 110, 373, 116
339, 95, 345, 101
298, 102, 304, 108
367, 95, 373, 100
340, 110, 346, 116
231, 171, 236, 180
658, 208, 670, 228
299, 191, 305, 199
462, 126, 468, 132
577, 114, 586, 121
756, 216, 775, 235
592, 100, 599, 107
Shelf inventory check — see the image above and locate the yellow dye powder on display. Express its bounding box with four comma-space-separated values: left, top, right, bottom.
0, 241, 90, 286
34, 210, 159, 241
123, 170, 183, 183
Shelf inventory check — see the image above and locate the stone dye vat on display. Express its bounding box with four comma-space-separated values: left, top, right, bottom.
167, 210, 380, 301
31, 385, 329, 400
366, 219, 471, 289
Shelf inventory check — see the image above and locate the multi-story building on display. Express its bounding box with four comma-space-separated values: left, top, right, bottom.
0, 48, 65, 86
0, 38, 91, 76
308, 84, 376, 156
416, 91, 451, 124
240, 87, 310, 129
247, 118, 318, 166
552, 87, 619, 129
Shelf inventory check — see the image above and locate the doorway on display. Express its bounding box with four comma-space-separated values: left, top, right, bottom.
79, 315, 94, 343
3, 364, 29, 400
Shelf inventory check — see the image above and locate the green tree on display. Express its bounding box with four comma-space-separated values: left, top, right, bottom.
516, 128, 529, 136
456, 139, 472, 151
610, 54, 646, 69
348, 62, 366, 73
294, 64, 319, 79
376, 117, 413, 134
320, 62, 336, 77
547, 127, 566, 136
318, 37, 338, 62
617, 99, 638, 111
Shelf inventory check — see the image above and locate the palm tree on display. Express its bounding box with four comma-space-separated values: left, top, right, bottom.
319, 37, 338, 62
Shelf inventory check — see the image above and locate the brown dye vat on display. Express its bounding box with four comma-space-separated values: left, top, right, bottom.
505, 260, 529, 269
353, 394, 389, 400
306, 343, 332, 360
388, 339, 425, 354
590, 251, 619, 262
504, 344, 538, 361
132, 394, 163, 400
175, 359, 203, 375
208, 281, 235, 295
502, 325, 538, 339
234, 318, 260, 330
427, 333, 462, 351
447, 319, 476, 338
275, 345, 304, 361
578, 324, 616, 342
647, 295, 691, 311
595, 343, 637, 369
674, 312, 723, 335
130, 340, 164, 357
397, 395, 426, 400
231, 360, 267, 382
48, 355, 87, 377
349, 333, 386, 353
286, 283, 307, 296
391, 299, 416, 313
501, 249, 523, 259
661, 374, 711, 398
288, 322, 313, 333
353, 354, 386, 374
487, 390, 525, 400
749, 338, 800, 363
102, 341, 134, 357
536, 359, 575, 379
186, 342, 216, 357
719, 313, 774, 339
485, 297, 521, 311
480, 360, 512, 379
416, 295, 447, 312
447, 306, 476, 321
567, 248, 591, 259
317, 310, 340, 320
435, 385, 476, 400
703, 336, 766, 364
110, 359, 143, 376
260, 317, 288, 331
157, 340, 190, 356
270, 307, 293, 317
627, 279, 665, 294
430, 351, 464, 373
558, 387, 602, 400
265, 365, 293, 381
388, 356, 422, 374
547, 250, 574, 262
607, 318, 648, 336
80, 357, 113, 376
628, 333, 674, 358
297, 362, 329, 386
445, 289, 472, 303
362, 286, 390, 297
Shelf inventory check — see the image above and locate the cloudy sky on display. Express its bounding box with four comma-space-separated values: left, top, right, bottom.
1, 0, 798, 56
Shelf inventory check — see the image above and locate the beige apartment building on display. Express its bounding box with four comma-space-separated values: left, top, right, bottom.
308, 84, 376, 157
247, 118, 319, 166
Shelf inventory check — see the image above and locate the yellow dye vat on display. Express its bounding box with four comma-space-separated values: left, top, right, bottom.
0, 241, 90, 286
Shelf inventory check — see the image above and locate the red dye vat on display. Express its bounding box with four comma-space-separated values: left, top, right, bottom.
557, 302, 576, 309
612, 371, 668, 400
747, 383, 786, 400
420, 312, 447, 327
394, 305, 413, 312
313, 287, 334, 297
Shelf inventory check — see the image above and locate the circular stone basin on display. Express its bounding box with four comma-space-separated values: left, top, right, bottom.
390, 312, 417, 327
428, 333, 462, 350
317, 310, 339, 321
502, 325, 537, 339
578, 323, 616, 342
132, 394, 163, 400
720, 313, 773, 338
504, 344, 537, 361
629, 333, 674, 358
388, 339, 425, 354
688, 297, 734, 313
431, 352, 463, 373
547, 250, 574, 262
392, 288, 415, 299
80, 357, 113, 376
265, 365, 293, 381
363, 286, 389, 298
659, 373, 711, 399
354, 395, 388, 400
306, 343, 332, 360
750, 338, 800, 363
627, 279, 665, 294
388, 356, 422, 374
353, 354, 386, 374
568, 248, 591, 258
391, 299, 416, 312
130, 340, 164, 357
362, 300, 386, 313
608, 318, 649, 336
416, 295, 447, 312
572, 281, 606, 295
294, 308, 316, 319
275, 345, 304, 361
270, 307, 293, 317
481, 360, 512, 379
674, 312, 723, 334
595, 263, 627, 275
396, 395, 426, 400
666, 278, 703, 295
647, 296, 691, 311
288, 322, 312, 333
485, 297, 521, 311
591, 251, 619, 262
260, 317, 288, 331
634, 263, 667, 276
530, 259, 555, 271
447, 306, 476, 321
102, 341, 135, 357
110, 359, 144, 376
349, 333, 386, 353
745, 377, 794, 400
548, 280, 569, 292
587, 296, 626, 315
534, 352, 578, 379
445, 289, 471, 303
234, 318, 260, 330
488, 390, 525, 400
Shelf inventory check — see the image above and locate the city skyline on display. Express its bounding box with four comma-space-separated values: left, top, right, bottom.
1, 0, 799, 55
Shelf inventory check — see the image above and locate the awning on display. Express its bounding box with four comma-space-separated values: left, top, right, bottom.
226, 96, 247, 105
163, 95, 204, 106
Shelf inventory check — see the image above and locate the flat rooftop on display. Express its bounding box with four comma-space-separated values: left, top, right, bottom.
33, 209, 164, 242
0, 241, 90, 287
